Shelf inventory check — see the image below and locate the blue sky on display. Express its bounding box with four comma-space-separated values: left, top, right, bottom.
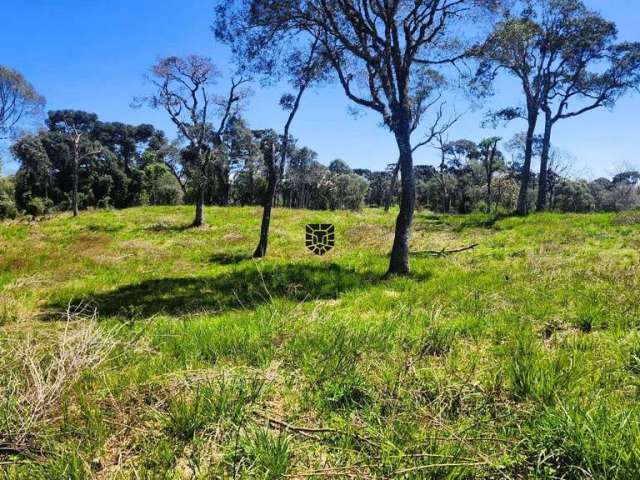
2, 0, 639, 177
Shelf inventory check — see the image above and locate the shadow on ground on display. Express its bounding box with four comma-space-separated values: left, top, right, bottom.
53, 263, 388, 319
209, 252, 253, 265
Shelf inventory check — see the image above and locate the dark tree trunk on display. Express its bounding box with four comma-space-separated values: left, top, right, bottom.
193, 187, 205, 227
254, 168, 277, 258
486, 140, 498, 213
387, 124, 415, 276
384, 160, 400, 213
516, 115, 538, 216
536, 112, 553, 211
72, 157, 79, 217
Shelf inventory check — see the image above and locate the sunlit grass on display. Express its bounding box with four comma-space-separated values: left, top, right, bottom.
1, 206, 640, 477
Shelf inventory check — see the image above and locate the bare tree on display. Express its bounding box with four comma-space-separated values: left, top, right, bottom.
136, 56, 249, 226
0, 66, 45, 140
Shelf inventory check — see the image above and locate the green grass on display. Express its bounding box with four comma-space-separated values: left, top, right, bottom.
1, 206, 640, 478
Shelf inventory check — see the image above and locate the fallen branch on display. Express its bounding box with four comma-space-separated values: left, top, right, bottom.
253, 411, 380, 448
414, 243, 479, 258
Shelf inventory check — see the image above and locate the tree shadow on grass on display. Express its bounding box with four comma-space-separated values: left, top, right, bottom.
53, 263, 390, 319
144, 222, 197, 233
209, 252, 253, 265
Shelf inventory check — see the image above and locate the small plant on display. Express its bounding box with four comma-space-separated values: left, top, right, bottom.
504, 329, 576, 404
418, 324, 456, 357
164, 376, 264, 440
240, 427, 292, 480
0, 319, 115, 455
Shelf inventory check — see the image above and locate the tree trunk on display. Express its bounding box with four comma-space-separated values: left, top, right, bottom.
486, 140, 497, 213
536, 112, 553, 211
384, 160, 400, 212
193, 187, 205, 227
387, 126, 415, 277
254, 169, 277, 258
72, 157, 79, 217
516, 115, 538, 216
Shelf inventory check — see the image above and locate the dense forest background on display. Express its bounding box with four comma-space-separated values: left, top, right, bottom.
1, 108, 638, 219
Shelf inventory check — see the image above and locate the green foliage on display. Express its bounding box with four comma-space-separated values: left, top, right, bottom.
503, 327, 577, 404
164, 376, 263, 440
524, 402, 640, 478
0, 176, 17, 218
238, 428, 292, 480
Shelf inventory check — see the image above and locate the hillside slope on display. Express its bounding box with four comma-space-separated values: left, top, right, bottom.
1, 207, 640, 478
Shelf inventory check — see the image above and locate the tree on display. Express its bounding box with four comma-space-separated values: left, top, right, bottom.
137, 56, 248, 226
252, 129, 280, 256
217, 0, 495, 275
328, 159, 351, 175
532, 0, 640, 210
217, 12, 329, 258
478, 0, 640, 214
477, 16, 546, 215
477, 137, 503, 211
47, 111, 102, 216
0, 66, 45, 140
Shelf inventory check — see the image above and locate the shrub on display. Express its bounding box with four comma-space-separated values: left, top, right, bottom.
24, 196, 50, 216
0, 318, 115, 454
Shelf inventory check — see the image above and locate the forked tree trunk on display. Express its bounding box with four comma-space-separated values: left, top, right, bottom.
537, 112, 553, 211
516, 116, 538, 216
387, 125, 415, 276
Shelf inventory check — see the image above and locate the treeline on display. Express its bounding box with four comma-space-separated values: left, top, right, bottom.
2, 109, 639, 220
0, 110, 372, 218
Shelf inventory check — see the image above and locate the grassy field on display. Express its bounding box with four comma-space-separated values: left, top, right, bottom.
2, 206, 640, 479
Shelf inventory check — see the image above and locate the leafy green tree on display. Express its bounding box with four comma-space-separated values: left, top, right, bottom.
47, 110, 103, 216
328, 159, 351, 175
478, 0, 640, 214
533, 1, 640, 210
332, 173, 369, 211
476, 137, 504, 211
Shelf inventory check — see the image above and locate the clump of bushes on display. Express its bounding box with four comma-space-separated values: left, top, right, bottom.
0, 175, 17, 219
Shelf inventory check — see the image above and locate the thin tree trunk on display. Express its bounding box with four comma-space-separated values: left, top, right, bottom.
387, 124, 415, 276
72, 156, 79, 217
253, 81, 308, 258
536, 112, 553, 211
516, 115, 538, 216
254, 164, 277, 258
486, 140, 498, 213
439, 151, 449, 214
